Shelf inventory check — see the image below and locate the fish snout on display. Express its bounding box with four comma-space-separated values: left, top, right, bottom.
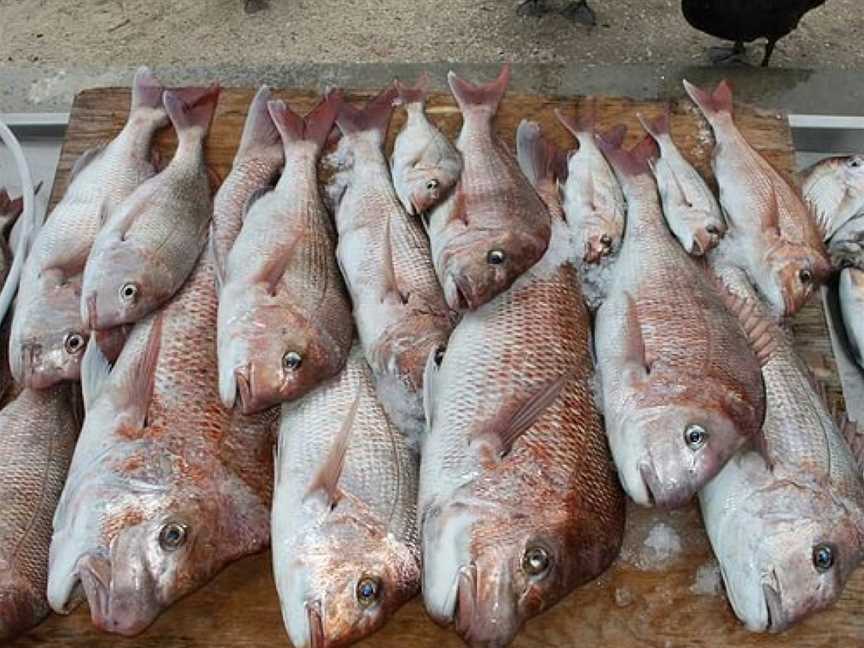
78, 553, 158, 636
233, 366, 255, 415
638, 462, 692, 510
454, 564, 520, 648
443, 273, 471, 312
762, 582, 788, 633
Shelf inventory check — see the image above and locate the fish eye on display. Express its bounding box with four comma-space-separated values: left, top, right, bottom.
706, 224, 721, 235
684, 424, 708, 450
356, 576, 381, 607
849, 157, 863, 169
159, 522, 188, 551
600, 234, 613, 248
487, 249, 506, 265
64, 332, 85, 355
426, 179, 439, 191
522, 546, 551, 578
798, 268, 813, 285
282, 350, 303, 371
434, 345, 446, 367
119, 282, 139, 303
813, 544, 835, 572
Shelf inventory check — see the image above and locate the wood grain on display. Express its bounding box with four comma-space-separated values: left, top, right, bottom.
15, 86, 858, 647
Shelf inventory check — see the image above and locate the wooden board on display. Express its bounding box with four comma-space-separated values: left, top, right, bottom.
13, 86, 860, 647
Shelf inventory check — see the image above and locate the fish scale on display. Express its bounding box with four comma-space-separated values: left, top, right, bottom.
0, 386, 79, 642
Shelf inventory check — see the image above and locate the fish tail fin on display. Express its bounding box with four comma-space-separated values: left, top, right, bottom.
235, 85, 282, 160
683, 79, 734, 122
395, 72, 431, 106
335, 84, 398, 142
597, 129, 657, 178
554, 98, 597, 140
637, 107, 671, 142
131, 66, 164, 113
268, 90, 339, 153
447, 64, 510, 116
164, 84, 221, 142
516, 120, 568, 194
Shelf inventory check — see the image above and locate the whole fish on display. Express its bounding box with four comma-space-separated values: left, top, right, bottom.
638, 108, 725, 256
684, 80, 830, 317
420, 131, 625, 647
330, 85, 453, 437
9, 67, 165, 389
391, 73, 462, 217
81, 84, 220, 331
272, 344, 420, 648
427, 64, 550, 311
554, 104, 626, 263
217, 93, 352, 415
0, 385, 80, 642
594, 133, 765, 509
840, 267, 864, 370
702, 259, 864, 633
46, 97, 277, 635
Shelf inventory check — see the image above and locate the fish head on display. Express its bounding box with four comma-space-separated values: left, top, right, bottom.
803, 155, 864, 238
276, 516, 420, 648
762, 243, 831, 317
615, 398, 755, 508
423, 493, 606, 646
403, 164, 461, 217
675, 210, 726, 256
440, 226, 550, 311
219, 304, 348, 414
717, 482, 864, 633
10, 284, 88, 388
82, 241, 173, 329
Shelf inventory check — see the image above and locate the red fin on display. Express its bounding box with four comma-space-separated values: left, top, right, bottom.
268, 90, 339, 152
335, 84, 398, 140
554, 99, 597, 138
595, 124, 627, 150
131, 66, 164, 111
479, 369, 572, 458
257, 230, 302, 296
516, 120, 567, 192
164, 84, 221, 138
395, 72, 430, 106
683, 79, 734, 120
447, 64, 510, 114
715, 281, 778, 366
597, 132, 657, 178
236, 85, 281, 160
304, 390, 361, 508
637, 107, 671, 141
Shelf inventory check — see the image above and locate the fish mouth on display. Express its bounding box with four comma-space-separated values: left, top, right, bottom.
305, 600, 325, 648
690, 224, 723, 256
762, 582, 786, 633
442, 273, 472, 312
453, 563, 520, 647
233, 367, 254, 415
638, 462, 692, 510
77, 554, 158, 637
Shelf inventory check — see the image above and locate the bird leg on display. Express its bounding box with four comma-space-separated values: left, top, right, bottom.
517, 0, 548, 18
708, 41, 749, 66
561, 0, 597, 26
761, 39, 778, 67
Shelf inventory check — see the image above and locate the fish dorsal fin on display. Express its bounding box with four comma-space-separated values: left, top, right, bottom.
478, 369, 572, 459
305, 389, 361, 509
715, 280, 778, 366
70, 145, 105, 181
81, 331, 114, 411
244, 185, 273, 220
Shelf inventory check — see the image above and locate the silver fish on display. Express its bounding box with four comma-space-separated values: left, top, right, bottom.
272, 344, 420, 648
802, 154, 864, 242
840, 267, 864, 370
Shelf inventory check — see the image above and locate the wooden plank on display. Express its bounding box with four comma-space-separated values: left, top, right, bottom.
15, 86, 859, 647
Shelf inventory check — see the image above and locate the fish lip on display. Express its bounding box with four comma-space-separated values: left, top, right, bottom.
453, 563, 520, 647
637, 462, 691, 510
234, 367, 254, 415
453, 565, 477, 637
443, 273, 472, 312
762, 582, 786, 633
77, 555, 113, 633
305, 600, 325, 648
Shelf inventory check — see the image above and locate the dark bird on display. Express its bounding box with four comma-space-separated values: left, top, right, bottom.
517, 0, 597, 27
681, 0, 827, 67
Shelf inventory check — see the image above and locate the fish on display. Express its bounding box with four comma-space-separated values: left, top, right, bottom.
330, 84, 453, 437
684, 79, 830, 317
0, 385, 81, 642
638, 108, 726, 255
420, 129, 625, 647
702, 258, 864, 633
46, 111, 277, 636
593, 132, 765, 509
839, 267, 864, 370
216, 92, 353, 415
427, 64, 551, 311
272, 344, 420, 648
391, 73, 462, 218
554, 103, 626, 264
9, 67, 166, 389
81, 83, 220, 331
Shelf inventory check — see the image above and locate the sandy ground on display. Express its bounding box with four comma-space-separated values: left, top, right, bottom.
0, 0, 861, 71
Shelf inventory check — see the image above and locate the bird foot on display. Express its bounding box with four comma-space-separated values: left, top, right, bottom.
517, 0, 548, 18
561, 0, 596, 26
708, 45, 751, 66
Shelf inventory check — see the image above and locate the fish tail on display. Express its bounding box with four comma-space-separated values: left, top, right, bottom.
335, 83, 398, 142
683, 79, 734, 122
395, 72, 431, 106
164, 83, 221, 142
554, 98, 597, 139
447, 64, 510, 116
268, 90, 340, 153
131, 66, 164, 112
596, 130, 657, 179
637, 107, 671, 142
235, 86, 281, 160
516, 119, 568, 194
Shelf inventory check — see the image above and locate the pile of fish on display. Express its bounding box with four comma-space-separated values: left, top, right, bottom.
1, 65, 863, 647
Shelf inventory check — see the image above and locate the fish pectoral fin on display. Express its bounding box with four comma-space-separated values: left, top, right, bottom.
304, 389, 361, 509
81, 332, 113, 412
70, 144, 106, 181
112, 312, 163, 425
422, 347, 440, 432
762, 188, 783, 236
379, 215, 408, 304
476, 369, 572, 458
255, 232, 303, 296
621, 292, 651, 375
